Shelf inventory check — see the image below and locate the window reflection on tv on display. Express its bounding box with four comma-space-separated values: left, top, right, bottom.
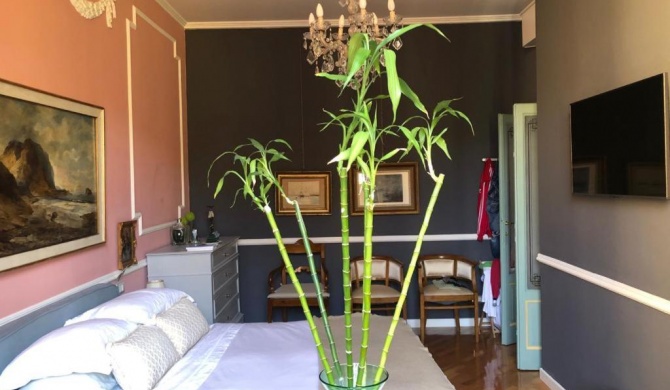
570, 73, 669, 198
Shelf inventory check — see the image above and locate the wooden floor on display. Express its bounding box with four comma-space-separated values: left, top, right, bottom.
422, 326, 550, 390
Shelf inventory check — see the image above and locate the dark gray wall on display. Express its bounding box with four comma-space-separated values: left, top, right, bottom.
537, 0, 670, 388
185, 23, 535, 322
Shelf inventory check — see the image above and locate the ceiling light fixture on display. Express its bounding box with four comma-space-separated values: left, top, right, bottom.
303, 0, 403, 88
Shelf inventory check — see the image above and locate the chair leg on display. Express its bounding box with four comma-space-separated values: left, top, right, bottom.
402, 301, 407, 320
454, 309, 461, 334
420, 298, 426, 344
474, 302, 480, 343
267, 302, 273, 323
282, 308, 288, 322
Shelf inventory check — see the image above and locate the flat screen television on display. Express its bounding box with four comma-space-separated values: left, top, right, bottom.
570, 73, 670, 198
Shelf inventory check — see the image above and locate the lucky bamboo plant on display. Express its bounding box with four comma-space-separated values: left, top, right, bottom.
209, 23, 472, 388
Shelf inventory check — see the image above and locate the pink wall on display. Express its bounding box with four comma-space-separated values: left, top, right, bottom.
0, 0, 187, 317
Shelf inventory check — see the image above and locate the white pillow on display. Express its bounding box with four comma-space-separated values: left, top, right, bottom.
66, 288, 193, 325
20, 373, 120, 390
155, 298, 209, 356
0, 319, 137, 390
108, 326, 180, 390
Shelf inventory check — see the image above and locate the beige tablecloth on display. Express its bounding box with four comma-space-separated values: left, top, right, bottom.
315, 314, 455, 390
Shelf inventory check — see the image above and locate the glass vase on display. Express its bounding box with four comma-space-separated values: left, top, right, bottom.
319, 363, 388, 390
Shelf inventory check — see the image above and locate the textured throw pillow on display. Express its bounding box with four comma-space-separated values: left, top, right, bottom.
20, 373, 120, 390
108, 326, 180, 390
0, 319, 137, 390
155, 297, 209, 356
66, 288, 193, 325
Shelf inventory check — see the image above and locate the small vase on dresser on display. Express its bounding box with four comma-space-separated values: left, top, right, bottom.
146, 236, 242, 324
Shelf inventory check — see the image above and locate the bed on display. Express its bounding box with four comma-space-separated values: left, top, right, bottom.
0, 283, 454, 390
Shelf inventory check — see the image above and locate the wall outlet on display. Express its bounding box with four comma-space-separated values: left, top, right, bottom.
117, 282, 125, 293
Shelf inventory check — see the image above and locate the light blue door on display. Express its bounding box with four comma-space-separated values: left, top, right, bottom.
498, 114, 517, 346
513, 103, 541, 370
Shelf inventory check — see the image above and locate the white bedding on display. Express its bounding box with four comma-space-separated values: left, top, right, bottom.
154, 321, 319, 390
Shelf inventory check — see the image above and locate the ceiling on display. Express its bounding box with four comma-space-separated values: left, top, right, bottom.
157, 0, 534, 29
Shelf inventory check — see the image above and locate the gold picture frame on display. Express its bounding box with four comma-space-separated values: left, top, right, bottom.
276, 172, 331, 215
349, 162, 419, 215
117, 220, 138, 270
0, 80, 105, 272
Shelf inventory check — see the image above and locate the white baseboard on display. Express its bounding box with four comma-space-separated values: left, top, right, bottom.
540, 368, 566, 390
406, 317, 480, 328
0, 260, 146, 327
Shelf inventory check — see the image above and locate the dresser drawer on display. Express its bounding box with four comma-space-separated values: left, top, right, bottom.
213, 274, 239, 306
215, 291, 240, 323
211, 241, 238, 270
212, 255, 238, 294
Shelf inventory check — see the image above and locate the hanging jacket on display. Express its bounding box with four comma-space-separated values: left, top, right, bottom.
476, 158, 494, 241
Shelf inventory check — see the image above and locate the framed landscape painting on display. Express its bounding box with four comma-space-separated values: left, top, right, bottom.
0, 80, 105, 272
349, 162, 419, 215
276, 172, 331, 215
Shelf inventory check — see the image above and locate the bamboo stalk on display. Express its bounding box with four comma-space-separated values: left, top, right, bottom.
262, 205, 334, 383
338, 168, 355, 386
292, 201, 342, 379
374, 174, 444, 381
357, 179, 375, 385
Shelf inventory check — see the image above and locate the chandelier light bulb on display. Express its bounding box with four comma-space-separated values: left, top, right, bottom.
309, 12, 315, 25
359, 0, 367, 10
316, 3, 324, 18
388, 0, 395, 12
339, 14, 345, 28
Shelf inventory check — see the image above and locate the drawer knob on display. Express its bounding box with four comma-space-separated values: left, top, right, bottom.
226, 294, 231, 298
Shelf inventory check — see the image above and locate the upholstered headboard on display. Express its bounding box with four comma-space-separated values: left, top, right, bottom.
0, 283, 119, 372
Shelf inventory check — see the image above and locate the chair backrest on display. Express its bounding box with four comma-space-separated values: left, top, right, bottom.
350, 255, 404, 288
271, 239, 328, 291
418, 254, 477, 293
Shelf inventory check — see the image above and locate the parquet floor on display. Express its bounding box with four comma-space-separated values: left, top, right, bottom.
422, 326, 550, 390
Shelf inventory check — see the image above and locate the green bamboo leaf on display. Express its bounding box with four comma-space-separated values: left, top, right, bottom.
346, 131, 369, 170
344, 48, 371, 89
347, 33, 366, 72
374, 24, 423, 57
317, 73, 348, 82
213, 178, 224, 198
435, 137, 451, 159
384, 49, 401, 121
249, 138, 264, 152
399, 78, 427, 116
380, 148, 405, 162
329, 149, 351, 164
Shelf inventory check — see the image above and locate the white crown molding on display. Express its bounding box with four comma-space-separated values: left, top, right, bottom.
540, 368, 567, 390
520, 0, 536, 16
239, 233, 483, 246
0, 260, 146, 327
185, 14, 521, 30
155, 0, 187, 27
126, 6, 186, 236
537, 253, 670, 316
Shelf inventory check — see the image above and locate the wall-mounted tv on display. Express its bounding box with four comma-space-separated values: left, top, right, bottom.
570, 73, 669, 198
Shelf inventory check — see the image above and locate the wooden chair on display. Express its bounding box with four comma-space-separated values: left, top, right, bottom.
350, 255, 406, 319
418, 254, 479, 344
267, 239, 329, 322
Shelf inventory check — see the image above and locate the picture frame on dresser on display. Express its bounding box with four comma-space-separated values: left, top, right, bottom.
146, 236, 242, 324
0, 80, 105, 272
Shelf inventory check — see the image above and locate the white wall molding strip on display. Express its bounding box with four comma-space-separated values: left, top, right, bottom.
155, 0, 187, 27
239, 233, 482, 246
540, 368, 567, 390
126, 6, 186, 236
0, 260, 146, 327
406, 318, 478, 329
537, 253, 670, 315
185, 14, 521, 30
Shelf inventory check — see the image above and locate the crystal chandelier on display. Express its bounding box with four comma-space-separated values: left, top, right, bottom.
303, 0, 403, 87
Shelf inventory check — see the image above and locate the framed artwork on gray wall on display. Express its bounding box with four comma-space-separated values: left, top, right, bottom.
276, 172, 331, 215
349, 162, 419, 215
0, 80, 105, 272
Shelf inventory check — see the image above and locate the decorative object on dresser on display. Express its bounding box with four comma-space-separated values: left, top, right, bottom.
0, 80, 105, 273
117, 220, 138, 270
146, 236, 242, 324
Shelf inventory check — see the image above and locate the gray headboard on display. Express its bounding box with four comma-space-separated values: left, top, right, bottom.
0, 283, 119, 372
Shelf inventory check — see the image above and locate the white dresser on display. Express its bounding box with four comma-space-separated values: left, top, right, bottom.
146, 236, 242, 324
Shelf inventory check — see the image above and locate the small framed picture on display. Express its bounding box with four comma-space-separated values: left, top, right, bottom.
117, 220, 138, 269
349, 162, 420, 215
276, 172, 331, 215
